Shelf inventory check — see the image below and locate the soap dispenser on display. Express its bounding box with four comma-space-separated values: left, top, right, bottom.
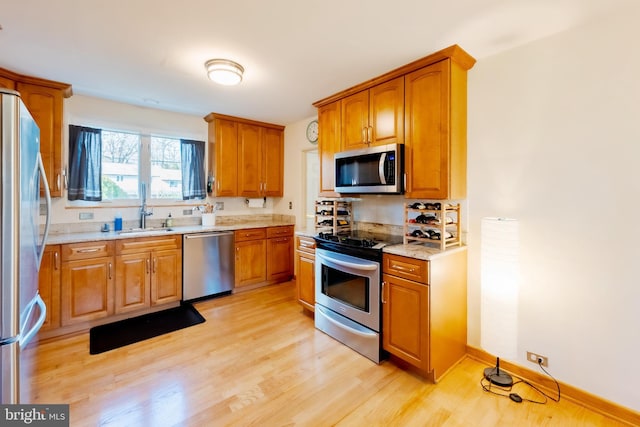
166, 213, 173, 228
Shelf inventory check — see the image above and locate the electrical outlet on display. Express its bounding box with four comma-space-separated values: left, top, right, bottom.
526, 351, 548, 367
214, 202, 224, 211
182, 209, 193, 215
79, 212, 94, 220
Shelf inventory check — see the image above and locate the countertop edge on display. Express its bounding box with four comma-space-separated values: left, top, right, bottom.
46, 221, 296, 245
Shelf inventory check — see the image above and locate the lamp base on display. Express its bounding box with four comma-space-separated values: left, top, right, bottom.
484, 366, 514, 387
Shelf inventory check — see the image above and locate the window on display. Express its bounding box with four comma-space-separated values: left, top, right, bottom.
150, 136, 182, 199
70, 126, 205, 203
101, 130, 140, 200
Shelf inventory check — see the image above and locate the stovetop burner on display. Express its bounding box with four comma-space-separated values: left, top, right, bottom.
315, 231, 403, 259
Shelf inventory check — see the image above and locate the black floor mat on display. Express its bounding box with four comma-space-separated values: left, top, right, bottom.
89, 303, 205, 354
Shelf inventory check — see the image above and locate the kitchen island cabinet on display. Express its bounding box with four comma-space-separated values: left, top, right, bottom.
0, 68, 72, 198
382, 248, 467, 381
60, 241, 115, 326
115, 235, 182, 314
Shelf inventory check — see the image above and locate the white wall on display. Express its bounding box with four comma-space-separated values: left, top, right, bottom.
467, 3, 640, 410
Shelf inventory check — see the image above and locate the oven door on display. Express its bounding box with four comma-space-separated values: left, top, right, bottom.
315, 248, 380, 331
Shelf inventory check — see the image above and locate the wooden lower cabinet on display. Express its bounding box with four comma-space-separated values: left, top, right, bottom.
382, 273, 430, 371
235, 226, 294, 291
115, 235, 182, 313
235, 230, 267, 288
382, 249, 467, 381
38, 245, 61, 331
294, 236, 316, 312
61, 246, 115, 326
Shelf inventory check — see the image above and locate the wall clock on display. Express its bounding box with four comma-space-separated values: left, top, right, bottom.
306, 120, 318, 144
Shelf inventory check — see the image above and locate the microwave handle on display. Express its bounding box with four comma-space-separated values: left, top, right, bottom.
378, 152, 387, 185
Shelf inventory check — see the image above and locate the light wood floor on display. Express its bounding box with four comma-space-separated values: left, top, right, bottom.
24, 281, 627, 426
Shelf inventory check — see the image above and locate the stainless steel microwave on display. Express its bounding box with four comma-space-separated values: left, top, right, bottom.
334, 143, 404, 194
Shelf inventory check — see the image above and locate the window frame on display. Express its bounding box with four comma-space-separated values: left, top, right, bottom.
67, 125, 206, 208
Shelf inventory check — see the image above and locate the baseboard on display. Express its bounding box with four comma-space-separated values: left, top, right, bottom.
467, 346, 640, 426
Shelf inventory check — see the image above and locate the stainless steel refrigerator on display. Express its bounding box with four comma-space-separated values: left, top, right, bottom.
0, 88, 51, 404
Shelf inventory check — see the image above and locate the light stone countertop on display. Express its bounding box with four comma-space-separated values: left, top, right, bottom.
294, 228, 466, 261
46, 219, 296, 245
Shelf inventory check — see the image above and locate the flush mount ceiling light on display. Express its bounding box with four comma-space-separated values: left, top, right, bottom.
205, 59, 244, 86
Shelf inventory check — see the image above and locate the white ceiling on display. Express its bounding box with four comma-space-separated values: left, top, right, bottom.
0, 0, 633, 125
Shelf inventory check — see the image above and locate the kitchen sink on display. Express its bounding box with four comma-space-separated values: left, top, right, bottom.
118, 227, 172, 235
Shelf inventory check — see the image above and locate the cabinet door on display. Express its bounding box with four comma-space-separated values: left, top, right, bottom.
235, 239, 267, 287
212, 118, 238, 197
295, 251, 315, 311
382, 273, 430, 372
263, 127, 284, 197
318, 101, 341, 197
16, 82, 64, 197
369, 77, 404, 146
267, 236, 293, 282
61, 257, 114, 326
38, 245, 61, 331
237, 123, 263, 197
115, 252, 151, 314
404, 60, 451, 199
151, 249, 182, 305
341, 90, 369, 150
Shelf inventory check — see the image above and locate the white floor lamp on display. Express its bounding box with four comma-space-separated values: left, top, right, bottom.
480, 217, 520, 387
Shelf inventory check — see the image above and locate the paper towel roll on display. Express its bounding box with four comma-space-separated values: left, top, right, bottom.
247, 198, 265, 208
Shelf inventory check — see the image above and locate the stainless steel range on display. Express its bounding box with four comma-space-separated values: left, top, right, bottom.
314, 231, 403, 363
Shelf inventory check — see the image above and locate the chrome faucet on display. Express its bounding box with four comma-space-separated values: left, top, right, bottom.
140, 183, 153, 228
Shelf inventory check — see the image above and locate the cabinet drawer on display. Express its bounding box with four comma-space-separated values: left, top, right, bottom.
116, 234, 181, 254
267, 225, 294, 238
383, 253, 429, 283
235, 228, 267, 242
296, 236, 316, 254
61, 241, 115, 261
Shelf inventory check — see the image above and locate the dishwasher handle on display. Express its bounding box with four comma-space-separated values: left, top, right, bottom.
184, 232, 233, 240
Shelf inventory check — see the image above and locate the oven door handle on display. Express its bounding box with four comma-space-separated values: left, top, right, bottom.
316, 251, 378, 271
316, 306, 378, 338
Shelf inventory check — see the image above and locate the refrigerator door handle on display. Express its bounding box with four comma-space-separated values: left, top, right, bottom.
19, 294, 47, 347
36, 152, 52, 269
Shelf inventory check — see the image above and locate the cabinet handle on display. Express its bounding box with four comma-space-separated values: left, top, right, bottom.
381, 281, 387, 304
362, 127, 367, 144
77, 248, 100, 254
108, 263, 112, 280
273, 237, 289, 243
367, 126, 372, 143
146, 258, 150, 274
54, 251, 59, 270
56, 173, 61, 191
393, 265, 416, 273
153, 258, 157, 274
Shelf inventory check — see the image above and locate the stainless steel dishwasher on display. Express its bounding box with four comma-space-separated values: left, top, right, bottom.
183, 231, 235, 301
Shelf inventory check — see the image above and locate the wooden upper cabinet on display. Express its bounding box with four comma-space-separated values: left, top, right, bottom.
1, 68, 72, 198
209, 117, 239, 197
237, 123, 262, 197
341, 77, 404, 150
313, 45, 475, 200
318, 101, 341, 197
262, 127, 284, 197
205, 113, 284, 198
405, 59, 468, 200
0, 75, 16, 90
